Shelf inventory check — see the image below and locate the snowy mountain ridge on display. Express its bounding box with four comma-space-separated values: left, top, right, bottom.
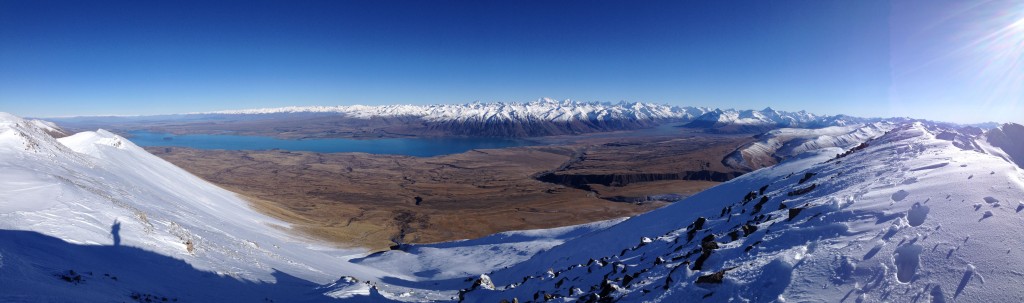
197, 99, 869, 128
723, 123, 890, 171
47, 100, 890, 138
200, 99, 712, 123
682, 107, 870, 133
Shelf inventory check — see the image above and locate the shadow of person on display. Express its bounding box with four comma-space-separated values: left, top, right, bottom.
111, 219, 121, 247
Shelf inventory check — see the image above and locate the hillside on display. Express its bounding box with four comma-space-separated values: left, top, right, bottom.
461, 121, 1024, 302
0, 112, 398, 301
985, 123, 1024, 168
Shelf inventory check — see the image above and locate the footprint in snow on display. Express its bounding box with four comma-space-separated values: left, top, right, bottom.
907, 203, 929, 227
894, 243, 923, 283
892, 190, 910, 202
931, 284, 947, 303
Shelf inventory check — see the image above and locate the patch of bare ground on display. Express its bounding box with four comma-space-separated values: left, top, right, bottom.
588, 180, 721, 202
148, 135, 749, 250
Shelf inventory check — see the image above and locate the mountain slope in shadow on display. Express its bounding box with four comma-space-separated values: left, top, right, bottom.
0, 229, 394, 303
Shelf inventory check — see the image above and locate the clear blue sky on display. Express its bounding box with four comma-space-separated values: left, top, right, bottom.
0, 0, 1020, 123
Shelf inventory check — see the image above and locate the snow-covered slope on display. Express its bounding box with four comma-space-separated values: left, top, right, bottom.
461, 121, 1024, 302
0, 112, 400, 301
683, 107, 869, 133
352, 218, 626, 282
2, 111, 631, 302
29, 119, 69, 138
985, 123, 1024, 168
723, 123, 889, 170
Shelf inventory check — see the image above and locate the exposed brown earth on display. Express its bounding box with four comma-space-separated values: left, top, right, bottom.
147, 134, 751, 250
535, 136, 750, 190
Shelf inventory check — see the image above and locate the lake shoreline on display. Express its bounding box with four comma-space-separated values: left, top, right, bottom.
127, 130, 542, 157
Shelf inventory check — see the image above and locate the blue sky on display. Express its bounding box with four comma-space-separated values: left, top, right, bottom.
0, 0, 1020, 123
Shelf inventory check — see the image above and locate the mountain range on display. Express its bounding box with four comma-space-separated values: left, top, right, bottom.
48, 99, 881, 138
4, 111, 1024, 302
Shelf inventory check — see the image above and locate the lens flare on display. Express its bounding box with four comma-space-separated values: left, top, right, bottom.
964, 3, 1024, 112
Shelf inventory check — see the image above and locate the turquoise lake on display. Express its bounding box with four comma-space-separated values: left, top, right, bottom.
127, 131, 539, 157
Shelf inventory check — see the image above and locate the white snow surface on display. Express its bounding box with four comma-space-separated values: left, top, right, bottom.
463, 122, 1024, 302
352, 218, 626, 281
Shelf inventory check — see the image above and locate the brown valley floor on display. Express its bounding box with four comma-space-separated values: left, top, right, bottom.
148, 134, 751, 250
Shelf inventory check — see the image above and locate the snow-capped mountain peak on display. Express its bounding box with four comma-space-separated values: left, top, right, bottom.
199, 99, 710, 123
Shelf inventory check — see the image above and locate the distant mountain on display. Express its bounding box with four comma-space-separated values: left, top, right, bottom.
681, 107, 871, 134
203, 101, 875, 136
985, 123, 1024, 168
204, 98, 707, 122
47, 100, 876, 138
195, 99, 713, 137
722, 123, 889, 171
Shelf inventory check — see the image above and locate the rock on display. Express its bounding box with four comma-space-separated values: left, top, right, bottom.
695, 269, 727, 284
473, 274, 495, 290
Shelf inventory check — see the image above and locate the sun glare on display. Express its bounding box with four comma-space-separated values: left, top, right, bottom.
960, 2, 1024, 112
1014, 15, 1024, 31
